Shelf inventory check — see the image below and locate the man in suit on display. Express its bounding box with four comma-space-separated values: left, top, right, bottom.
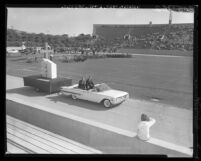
86, 76, 95, 90
78, 77, 86, 90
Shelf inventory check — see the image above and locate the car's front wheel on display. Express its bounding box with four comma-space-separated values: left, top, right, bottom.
72, 94, 77, 100
103, 99, 111, 108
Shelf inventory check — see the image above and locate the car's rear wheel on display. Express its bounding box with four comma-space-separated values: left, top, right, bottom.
103, 99, 111, 108
72, 94, 77, 99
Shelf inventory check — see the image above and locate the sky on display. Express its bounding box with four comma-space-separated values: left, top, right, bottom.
7, 8, 194, 36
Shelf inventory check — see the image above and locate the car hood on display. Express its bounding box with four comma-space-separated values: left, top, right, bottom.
98, 89, 128, 98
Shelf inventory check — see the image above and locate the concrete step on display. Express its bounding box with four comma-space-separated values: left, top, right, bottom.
6, 115, 102, 154
7, 142, 29, 154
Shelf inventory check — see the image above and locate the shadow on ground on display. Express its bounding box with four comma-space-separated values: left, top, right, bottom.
6, 86, 118, 111
6, 86, 47, 97
46, 94, 118, 111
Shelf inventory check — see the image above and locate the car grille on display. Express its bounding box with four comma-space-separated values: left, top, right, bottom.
118, 94, 129, 101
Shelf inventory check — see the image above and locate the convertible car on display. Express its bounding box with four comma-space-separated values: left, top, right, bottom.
60, 83, 129, 108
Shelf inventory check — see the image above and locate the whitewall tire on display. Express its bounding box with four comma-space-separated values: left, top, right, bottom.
72, 94, 77, 100
103, 99, 111, 108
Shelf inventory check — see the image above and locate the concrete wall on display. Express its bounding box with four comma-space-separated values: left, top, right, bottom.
6, 100, 192, 157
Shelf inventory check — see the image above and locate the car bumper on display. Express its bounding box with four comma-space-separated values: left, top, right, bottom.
110, 94, 129, 105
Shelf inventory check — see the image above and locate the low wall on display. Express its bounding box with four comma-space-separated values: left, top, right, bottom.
6, 99, 192, 157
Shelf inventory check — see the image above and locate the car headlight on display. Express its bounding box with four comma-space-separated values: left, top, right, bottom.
117, 98, 121, 102
115, 97, 121, 102
110, 98, 117, 103
110, 98, 116, 102
125, 94, 129, 99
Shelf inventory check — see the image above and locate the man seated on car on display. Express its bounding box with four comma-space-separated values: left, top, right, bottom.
86, 76, 95, 90
78, 77, 86, 90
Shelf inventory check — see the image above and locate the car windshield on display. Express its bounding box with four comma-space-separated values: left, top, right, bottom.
96, 83, 111, 92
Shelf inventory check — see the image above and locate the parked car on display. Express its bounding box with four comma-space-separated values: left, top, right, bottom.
60, 83, 129, 108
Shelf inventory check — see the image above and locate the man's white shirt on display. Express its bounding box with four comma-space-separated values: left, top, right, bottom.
137, 118, 156, 141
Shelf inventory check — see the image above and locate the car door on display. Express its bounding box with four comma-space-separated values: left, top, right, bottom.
78, 90, 89, 100
82, 90, 103, 103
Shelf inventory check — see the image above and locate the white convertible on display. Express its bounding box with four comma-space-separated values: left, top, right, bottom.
60, 83, 129, 108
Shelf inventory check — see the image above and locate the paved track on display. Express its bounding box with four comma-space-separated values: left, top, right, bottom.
6, 75, 193, 149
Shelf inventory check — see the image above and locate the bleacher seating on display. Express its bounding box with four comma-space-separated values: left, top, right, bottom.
93, 24, 194, 51
6, 115, 102, 154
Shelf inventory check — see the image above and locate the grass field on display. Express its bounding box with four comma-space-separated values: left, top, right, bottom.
6, 53, 193, 110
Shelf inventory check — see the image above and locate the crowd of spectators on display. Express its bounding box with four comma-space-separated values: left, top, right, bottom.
8, 24, 193, 57
27, 24, 193, 55
93, 24, 193, 51
108, 30, 193, 51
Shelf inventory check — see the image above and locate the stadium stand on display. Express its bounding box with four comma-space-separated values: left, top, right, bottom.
6, 115, 102, 154
93, 24, 193, 51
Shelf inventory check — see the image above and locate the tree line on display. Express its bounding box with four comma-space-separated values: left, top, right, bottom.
6, 29, 97, 48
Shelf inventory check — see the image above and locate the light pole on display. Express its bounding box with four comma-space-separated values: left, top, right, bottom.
169, 9, 172, 25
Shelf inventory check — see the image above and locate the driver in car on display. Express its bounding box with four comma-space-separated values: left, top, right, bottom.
86, 76, 95, 90
78, 77, 86, 90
